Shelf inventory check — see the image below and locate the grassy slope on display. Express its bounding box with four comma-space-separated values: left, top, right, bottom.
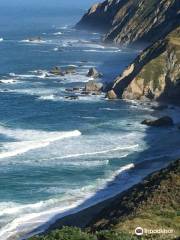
137, 27, 180, 92
30, 160, 180, 240
89, 160, 180, 239
111, 26, 180, 101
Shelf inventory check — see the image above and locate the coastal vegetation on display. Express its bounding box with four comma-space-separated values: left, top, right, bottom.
29, 160, 180, 240
30, 227, 140, 240
108, 26, 180, 102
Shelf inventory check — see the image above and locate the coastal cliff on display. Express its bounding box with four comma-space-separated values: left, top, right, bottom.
77, 0, 180, 46
108, 26, 180, 102
77, 0, 180, 103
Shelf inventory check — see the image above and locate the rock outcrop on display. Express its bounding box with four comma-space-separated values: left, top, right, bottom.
141, 116, 174, 127
85, 80, 103, 92
50, 66, 65, 76
77, 0, 180, 46
87, 68, 103, 79
106, 89, 117, 100
49, 66, 77, 76
108, 26, 180, 102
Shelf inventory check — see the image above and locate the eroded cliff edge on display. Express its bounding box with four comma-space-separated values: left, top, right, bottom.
77, 0, 180, 46
107, 27, 180, 102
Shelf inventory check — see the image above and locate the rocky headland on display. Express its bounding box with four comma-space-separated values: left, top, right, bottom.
107, 26, 180, 103
77, 0, 180, 104
76, 0, 179, 46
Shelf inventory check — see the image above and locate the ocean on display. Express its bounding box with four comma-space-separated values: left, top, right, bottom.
0, 1, 180, 239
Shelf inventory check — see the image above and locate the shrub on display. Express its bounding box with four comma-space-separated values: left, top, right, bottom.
29, 227, 97, 240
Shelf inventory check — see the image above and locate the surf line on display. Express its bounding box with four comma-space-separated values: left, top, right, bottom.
42, 144, 139, 161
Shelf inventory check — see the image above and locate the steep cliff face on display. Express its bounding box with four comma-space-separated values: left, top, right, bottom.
107, 27, 180, 102
76, 1, 120, 33
77, 0, 180, 46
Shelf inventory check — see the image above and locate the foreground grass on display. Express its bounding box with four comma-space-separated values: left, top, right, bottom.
29, 227, 140, 240
90, 160, 180, 239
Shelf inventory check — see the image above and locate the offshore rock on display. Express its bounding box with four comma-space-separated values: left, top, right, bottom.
87, 68, 103, 79
85, 80, 103, 92
141, 116, 174, 127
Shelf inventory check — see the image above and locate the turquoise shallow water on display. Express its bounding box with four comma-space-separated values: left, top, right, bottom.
0, 2, 180, 239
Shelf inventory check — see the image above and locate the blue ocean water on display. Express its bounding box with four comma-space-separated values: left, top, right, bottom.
0, 1, 180, 239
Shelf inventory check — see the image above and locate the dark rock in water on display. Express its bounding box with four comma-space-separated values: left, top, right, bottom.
73, 87, 82, 92
66, 87, 83, 93
65, 66, 76, 74
103, 81, 114, 92
91, 92, 101, 96
65, 88, 73, 92
87, 68, 103, 78
67, 42, 73, 47
151, 104, 168, 111
81, 91, 91, 95
141, 116, 174, 127
50, 67, 65, 76
64, 95, 79, 100
29, 37, 42, 42
85, 80, 103, 92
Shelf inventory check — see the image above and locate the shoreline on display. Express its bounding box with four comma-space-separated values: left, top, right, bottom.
46, 160, 178, 233
26, 158, 180, 240
24, 102, 180, 240
6, 100, 177, 240
25, 156, 178, 239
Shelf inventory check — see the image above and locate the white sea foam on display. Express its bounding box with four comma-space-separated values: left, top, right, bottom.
0, 162, 135, 240
53, 32, 63, 35
61, 73, 91, 83
0, 79, 19, 84
38, 95, 56, 101
85, 43, 105, 49
59, 25, 68, 29
100, 108, 119, 111
20, 39, 46, 44
41, 159, 110, 168
44, 145, 138, 161
81, 116, 97, 119
0, 38, 4, 42
78, 95, 104, 102
9, 70, 50, 80
83, 49, 121, 53
9, 73, 36, 79
0, 126, 81, 159
110, 163, 135, 180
